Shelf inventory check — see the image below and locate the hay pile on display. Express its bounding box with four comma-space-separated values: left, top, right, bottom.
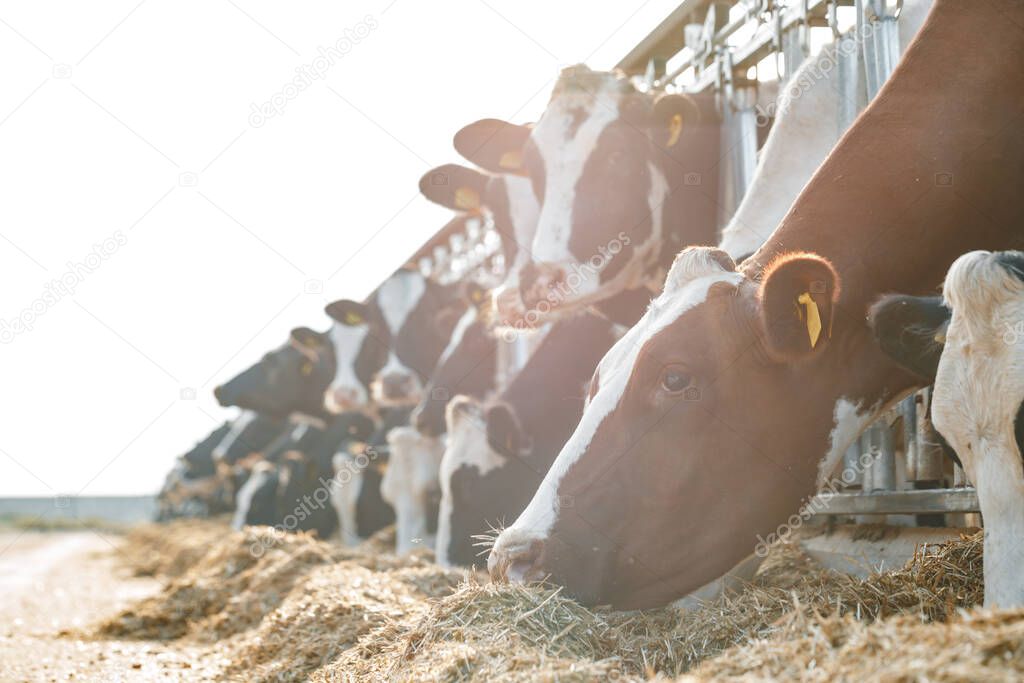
98, 522, 1021, 681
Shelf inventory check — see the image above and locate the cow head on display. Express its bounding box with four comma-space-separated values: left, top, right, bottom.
435, 396, 509, 567
323, 299, 390, 413
412, 281, 497, 437
478, 66, 715, 320
214, 327, 336, 420
487, 247, 859, 608
419, 155, 539, 326
868, 294, 950, 381
369, 268, 466, 407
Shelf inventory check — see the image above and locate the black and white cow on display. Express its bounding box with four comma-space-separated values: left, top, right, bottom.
323, 267, 466, 413
214, 327, 336, 420
322, 268, 468, 546
231, 411, 376, 538
871, 250, 1024, 607
155, 421, 232, 520
435, 312, 621, 567
410, 281, 498, 437
475, 65, 722, 324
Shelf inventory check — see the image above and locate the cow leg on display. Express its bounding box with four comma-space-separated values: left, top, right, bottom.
331, 453, 364, 546
970, 434, 1024, 608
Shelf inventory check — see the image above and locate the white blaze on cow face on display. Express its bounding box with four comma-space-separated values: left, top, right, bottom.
435, 396, 505, 567
373, 271, 428, 405
931, 250, 1024, 608
492, 250, 743, 556
492, 175, 541, 323
325, 322, 372, 413
381, 426, 445, 556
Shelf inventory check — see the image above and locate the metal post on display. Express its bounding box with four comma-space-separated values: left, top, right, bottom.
914, 388, 946, 483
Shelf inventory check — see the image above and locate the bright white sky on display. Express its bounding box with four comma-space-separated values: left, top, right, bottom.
0, 0, 684, 496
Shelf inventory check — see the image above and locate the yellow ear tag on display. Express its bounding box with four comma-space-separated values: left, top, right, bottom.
301, 361, 313, 376
344, 311, 363, 326
667, 113, 683, 148
797, 292, 822, 349
454, 186, 480, 211
471, 288, 483, 303
499, 150, 522, 170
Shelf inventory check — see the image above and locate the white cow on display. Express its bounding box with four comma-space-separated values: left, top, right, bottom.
934, 251, 1024, 608
718, 0, 934, 259
381, 426, 446, 555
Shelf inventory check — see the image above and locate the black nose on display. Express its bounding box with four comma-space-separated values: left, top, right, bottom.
213, 386, 226, 405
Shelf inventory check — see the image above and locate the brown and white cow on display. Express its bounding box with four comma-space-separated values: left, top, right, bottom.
473, 66, 723, 324
436, 312, 621, 567
489, 0, 1024, 608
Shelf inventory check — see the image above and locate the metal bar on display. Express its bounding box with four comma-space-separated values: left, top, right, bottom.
661, 0, 836, 92
616, 0, 711, 75
811, 488, 980, 516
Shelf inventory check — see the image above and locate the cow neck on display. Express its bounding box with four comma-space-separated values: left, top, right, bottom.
745, 0, 1024, 317
656, 90, 722, 278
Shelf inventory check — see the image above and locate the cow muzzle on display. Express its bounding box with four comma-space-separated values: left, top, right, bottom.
374, 371, 422, 406
324, 385, 364, 414
519, 262, 566, 313
488, 531, 547, 584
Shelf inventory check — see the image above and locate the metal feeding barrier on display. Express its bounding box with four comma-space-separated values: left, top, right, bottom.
407, 0, 978, 524
616, 0, 979, 523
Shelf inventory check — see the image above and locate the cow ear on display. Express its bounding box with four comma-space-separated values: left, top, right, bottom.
454, 119, 531, 175
461, 280, 490, 310
486, 403, 531, 458
651, 94, 699, 149
419, 163, 490, 212
325, 299, 370, 327
759, 253, 840, 361
868, 294, 949, 381
290, 326, 328, 350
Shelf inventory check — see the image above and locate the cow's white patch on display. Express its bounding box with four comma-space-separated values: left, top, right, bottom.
331, 451, 365, 546
494, 251, 743, 551
382, 427, 445, 555
325, 321, 371, 412
530, 78, 624, 268
372, 271, 429, 403
931, 250, 1024, 607
817, 398, 874, 487
232, 463, 273, 530
213, 409, 257, 461
435, 397, 504, 566
504, 174, 540, 270
436, 306, 478, 368
378, 270, 427, 335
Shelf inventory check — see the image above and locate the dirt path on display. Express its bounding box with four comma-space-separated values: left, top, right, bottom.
0, 529, 224, 682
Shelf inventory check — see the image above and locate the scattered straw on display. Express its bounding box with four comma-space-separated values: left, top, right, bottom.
96, 521, 1012, 681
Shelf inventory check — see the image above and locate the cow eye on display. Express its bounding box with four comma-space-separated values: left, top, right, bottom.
660, 366, 692, 394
